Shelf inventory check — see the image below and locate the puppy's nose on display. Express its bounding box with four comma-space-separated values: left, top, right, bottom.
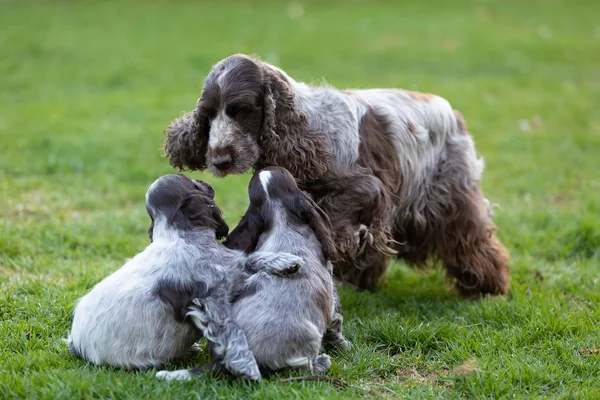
212, 153, 232, 170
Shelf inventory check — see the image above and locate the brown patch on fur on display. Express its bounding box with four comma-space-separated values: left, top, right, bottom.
438, 188, 510, 297
408, 91, 435, 101
347, 109, 402, 286
307, 108, 402, 289
407, 122, 417, 134
453, 109, 469, 134
357, 108, 402, 199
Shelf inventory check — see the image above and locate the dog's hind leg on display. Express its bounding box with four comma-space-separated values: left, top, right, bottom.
438, 187, 510, 298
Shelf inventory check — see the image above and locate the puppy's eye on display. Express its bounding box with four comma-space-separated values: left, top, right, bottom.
226, 103, 252, 119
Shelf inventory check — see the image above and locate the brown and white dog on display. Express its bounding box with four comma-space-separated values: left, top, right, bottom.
163, 54, 510, 298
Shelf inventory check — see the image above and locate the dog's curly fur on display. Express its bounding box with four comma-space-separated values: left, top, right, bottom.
163, 54, 510, 297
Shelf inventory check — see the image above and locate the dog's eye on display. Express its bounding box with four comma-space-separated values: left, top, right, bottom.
226, 103, 251, 119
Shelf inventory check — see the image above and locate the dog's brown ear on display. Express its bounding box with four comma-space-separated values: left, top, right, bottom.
163, 110, 209, 171
285, 191, 338, 263
258, 66, 330, 183
223, 205, 265, 253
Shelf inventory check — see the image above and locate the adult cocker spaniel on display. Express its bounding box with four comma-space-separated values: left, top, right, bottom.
163, 54, 510, 298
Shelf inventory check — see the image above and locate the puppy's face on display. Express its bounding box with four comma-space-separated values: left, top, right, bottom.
248, 166, 299, 213
248, 167, 337, 262
146, 174, 228, 241
199, 55, 265, 177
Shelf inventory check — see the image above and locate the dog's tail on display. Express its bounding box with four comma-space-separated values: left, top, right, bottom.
64, 334, 82, 359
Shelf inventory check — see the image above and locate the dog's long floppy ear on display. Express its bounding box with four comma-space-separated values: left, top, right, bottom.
183, 194, 229, 240
223, 204, 265, 253
170, 192, 229, 240
257, 63, 330, 183
163, 109, 210, 171
286, 191, 338, 263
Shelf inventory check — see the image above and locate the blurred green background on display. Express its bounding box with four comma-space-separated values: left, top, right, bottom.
1, 1, 599, 398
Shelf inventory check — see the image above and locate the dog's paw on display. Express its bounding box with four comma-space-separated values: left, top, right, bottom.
338, 338, 353, 351
274, 263, 301, 276
230, 361, 261, 381
226, 354, 262, 381
241, 365, 262, 381
313, 354, 332, 374
156, 369, 192, 381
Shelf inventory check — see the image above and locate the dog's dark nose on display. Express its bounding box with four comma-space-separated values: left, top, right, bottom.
212, 153, 232, 170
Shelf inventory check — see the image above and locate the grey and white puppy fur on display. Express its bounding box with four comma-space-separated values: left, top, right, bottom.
67, 174, 303, 380
157, 167, 350, 381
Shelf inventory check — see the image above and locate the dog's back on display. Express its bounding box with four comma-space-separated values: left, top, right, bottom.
232, 224, 333, 371
67, 240, 202, 369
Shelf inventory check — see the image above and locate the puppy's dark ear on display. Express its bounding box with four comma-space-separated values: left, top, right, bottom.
212, 206, 230, 240
289, 193, 338, 262
148, 219, 154, 242
178, 194, 229, 239
223, 205, 265, 253
163, 110, 209, 171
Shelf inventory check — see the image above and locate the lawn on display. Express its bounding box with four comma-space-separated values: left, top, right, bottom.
1, 0, 599, 398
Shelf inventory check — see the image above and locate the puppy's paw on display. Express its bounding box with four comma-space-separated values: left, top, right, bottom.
156, 369, 192, 381
274, 263, 301, 276
270, 253, 303, 275
225, 352, 262, 381
313, 354, 332, 374
240, 364, 262, 381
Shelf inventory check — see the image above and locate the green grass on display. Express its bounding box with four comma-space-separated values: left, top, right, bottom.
1, 0, 599, 398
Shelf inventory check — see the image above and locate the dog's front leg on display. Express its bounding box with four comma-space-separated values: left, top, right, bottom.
308, 173, 396, 259
243, 252, 303, 276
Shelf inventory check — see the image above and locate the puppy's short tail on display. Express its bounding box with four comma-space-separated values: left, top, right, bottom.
64, 334, 82, 359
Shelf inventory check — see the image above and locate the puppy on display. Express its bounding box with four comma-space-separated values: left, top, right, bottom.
67, 174, 302, 380
157, 167, 350, 380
